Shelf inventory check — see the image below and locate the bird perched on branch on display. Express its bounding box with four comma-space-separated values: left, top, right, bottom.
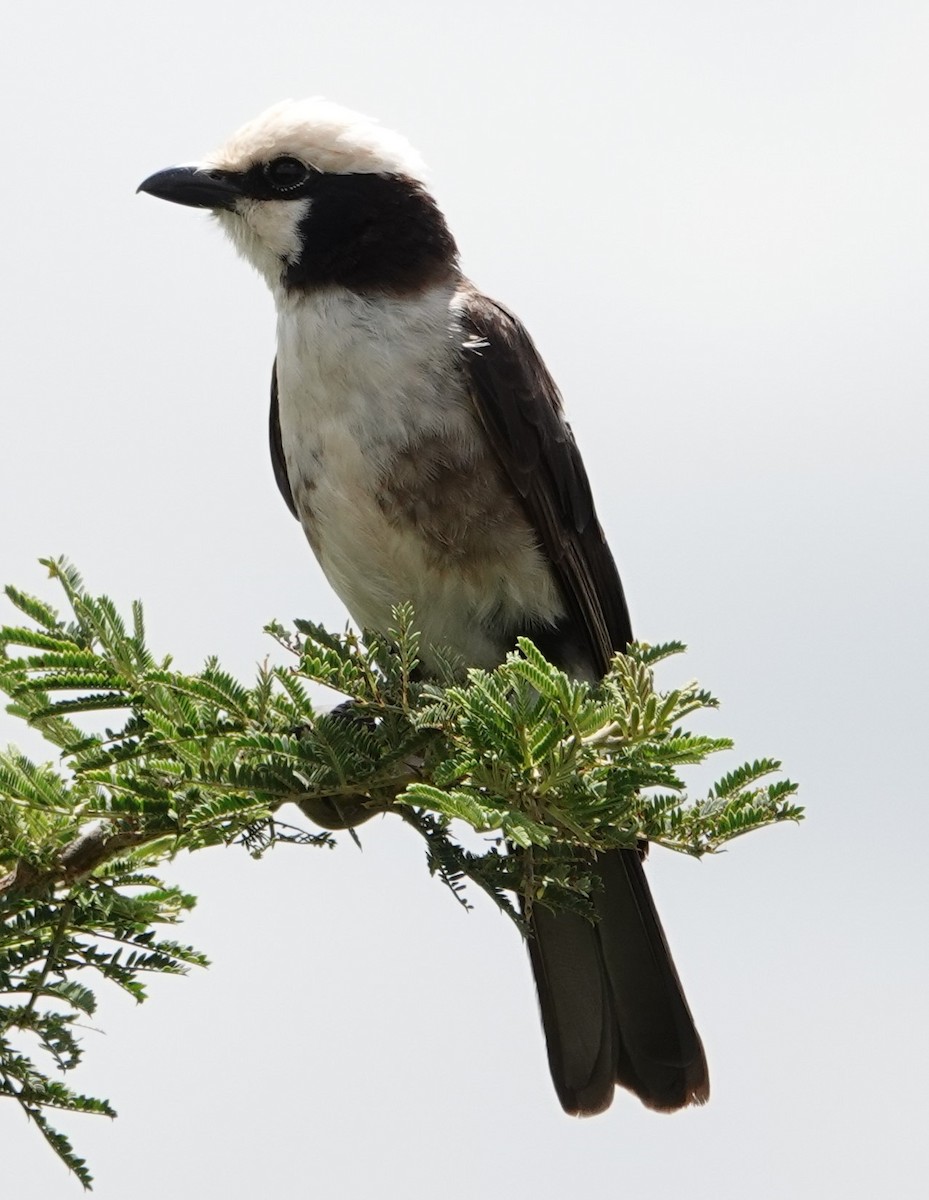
139, 99, 708, 1115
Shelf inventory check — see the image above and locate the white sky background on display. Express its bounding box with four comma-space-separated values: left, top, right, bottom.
2, 1, 927, 1195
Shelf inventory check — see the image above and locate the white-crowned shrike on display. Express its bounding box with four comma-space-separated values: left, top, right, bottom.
139, 99, 709, 1115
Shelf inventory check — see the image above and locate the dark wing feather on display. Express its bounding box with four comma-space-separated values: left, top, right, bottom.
457, 286, 708, 1114
457, 288, 632, 674
269, 358, 298, 519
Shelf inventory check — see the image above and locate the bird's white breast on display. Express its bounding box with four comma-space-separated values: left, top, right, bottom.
274, 284, 563, 668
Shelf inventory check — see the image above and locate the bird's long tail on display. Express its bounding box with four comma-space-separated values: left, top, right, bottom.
526, 846, 709, 1115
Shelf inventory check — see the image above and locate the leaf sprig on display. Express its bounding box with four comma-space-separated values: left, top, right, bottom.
0, 559, 801, 1186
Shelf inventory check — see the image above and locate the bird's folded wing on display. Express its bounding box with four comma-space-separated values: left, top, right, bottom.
456, 287, 633, 672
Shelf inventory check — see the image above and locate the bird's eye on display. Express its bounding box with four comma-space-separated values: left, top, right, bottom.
264, 156, 312, 192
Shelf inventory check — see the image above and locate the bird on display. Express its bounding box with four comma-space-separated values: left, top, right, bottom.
138, 98, 709, 1116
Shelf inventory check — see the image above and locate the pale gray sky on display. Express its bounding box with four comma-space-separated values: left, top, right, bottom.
2, 2, 928, 1196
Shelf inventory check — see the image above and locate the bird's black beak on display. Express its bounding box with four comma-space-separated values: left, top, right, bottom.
137, 165, 243, 211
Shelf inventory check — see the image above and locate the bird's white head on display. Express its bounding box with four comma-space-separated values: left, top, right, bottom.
205, 98, 427, 180
139, 99, 453, 294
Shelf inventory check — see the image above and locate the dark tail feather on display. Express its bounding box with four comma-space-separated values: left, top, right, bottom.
527, 847, 709, 1115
